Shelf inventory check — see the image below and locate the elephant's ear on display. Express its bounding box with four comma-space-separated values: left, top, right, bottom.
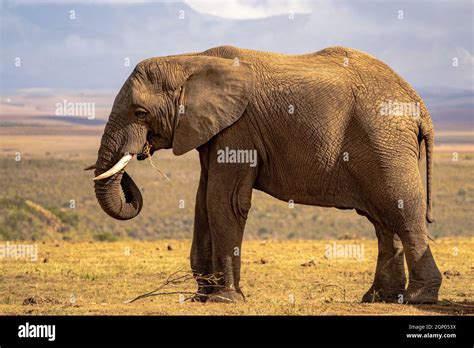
170, 56, 255, 156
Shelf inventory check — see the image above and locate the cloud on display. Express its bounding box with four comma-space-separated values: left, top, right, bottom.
1, 0, 473, 93
12, 0, 160, 4
184, 0, 312, 20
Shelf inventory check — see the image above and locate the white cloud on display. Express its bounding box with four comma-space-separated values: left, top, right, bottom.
13, 0, 158, 4
184, 0, 312, 20
2, 0, 473, 92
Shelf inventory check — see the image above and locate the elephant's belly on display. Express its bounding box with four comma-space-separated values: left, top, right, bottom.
253, 167, 354, 209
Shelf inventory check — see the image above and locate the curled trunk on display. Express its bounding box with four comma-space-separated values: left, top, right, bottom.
93, 115, 144, 220
94, 170, 143, 220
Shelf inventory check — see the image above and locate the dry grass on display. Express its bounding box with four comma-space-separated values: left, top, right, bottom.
1, 238, 472, 315
1, 133, 473, 240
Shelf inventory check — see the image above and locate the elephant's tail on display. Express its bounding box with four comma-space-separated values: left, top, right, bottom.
420, 118, 434, 223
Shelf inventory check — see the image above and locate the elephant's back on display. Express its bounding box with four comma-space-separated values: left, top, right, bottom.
200, 45, 382, 65
199, 45, 431, 132
309, 47, 424, 101
308, 47, 431, 129
199, 45, 289, 61
198, 45, 410, 84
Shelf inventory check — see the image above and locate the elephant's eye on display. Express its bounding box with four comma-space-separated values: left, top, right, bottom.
134, 110, 148, 119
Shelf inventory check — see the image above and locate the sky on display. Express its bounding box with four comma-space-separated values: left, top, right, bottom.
0, 0, 473, 124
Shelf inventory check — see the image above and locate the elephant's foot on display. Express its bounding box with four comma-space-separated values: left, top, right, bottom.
207, 289, 245, 303
362, 286, 405, 303
404, 281, 440, 304
190, 293, 210, 302
403, 247, 442, 304
362, 272, 406, 303
364, 228, 407, 303
190, 282, 220, 302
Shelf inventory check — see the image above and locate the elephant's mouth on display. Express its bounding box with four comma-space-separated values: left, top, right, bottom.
137, 152, 147, 161
91, 141, 155, 180
136, 142, 155, 161
93, 153, 135, 181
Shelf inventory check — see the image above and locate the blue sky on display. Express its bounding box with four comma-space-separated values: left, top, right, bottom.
1, 0, 473, 94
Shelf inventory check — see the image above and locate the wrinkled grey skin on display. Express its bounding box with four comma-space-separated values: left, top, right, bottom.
93, 46, 441, 304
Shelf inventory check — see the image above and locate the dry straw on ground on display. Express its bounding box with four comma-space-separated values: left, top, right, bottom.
1, 239, 472, 315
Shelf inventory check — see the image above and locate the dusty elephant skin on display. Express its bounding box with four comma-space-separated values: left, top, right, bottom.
90, 45, 442, 304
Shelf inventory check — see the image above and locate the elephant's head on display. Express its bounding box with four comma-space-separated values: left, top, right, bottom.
91, 56, 255, 220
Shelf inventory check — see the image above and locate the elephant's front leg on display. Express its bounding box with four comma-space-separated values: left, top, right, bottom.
190, 169, 215, 301
205, 167, 255, 303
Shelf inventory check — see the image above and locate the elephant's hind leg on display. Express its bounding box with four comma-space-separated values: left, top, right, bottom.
363, 188, 441, 304
362, 224, 406, 303
353, 157, 441, 304
397, 216, 442, 304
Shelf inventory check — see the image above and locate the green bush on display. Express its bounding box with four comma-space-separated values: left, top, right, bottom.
47, 207, 80, 228
94, 232, 119, 242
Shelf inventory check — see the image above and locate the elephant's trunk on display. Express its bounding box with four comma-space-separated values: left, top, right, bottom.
94, 170, 143, 220
93, 118, 144, 221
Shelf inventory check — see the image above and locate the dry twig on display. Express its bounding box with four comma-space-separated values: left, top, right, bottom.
124, 269, 224, 303
142, 142, 170, 181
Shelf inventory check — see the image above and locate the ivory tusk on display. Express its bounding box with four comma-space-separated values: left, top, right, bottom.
93, 154, 134, 181
84, 164, 96, 171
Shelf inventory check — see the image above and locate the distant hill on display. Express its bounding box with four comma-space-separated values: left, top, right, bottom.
419, 87, 473, 128
0, 87, 472, 134
38, 116, 106, 126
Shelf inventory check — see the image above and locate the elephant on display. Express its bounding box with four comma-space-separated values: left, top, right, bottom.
88, 45, 442, 304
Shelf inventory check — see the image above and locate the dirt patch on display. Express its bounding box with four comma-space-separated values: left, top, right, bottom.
23, 296, 61, 306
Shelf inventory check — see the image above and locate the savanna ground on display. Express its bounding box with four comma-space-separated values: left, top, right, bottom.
0, 125, 473, 315
1, 238, 473, 315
